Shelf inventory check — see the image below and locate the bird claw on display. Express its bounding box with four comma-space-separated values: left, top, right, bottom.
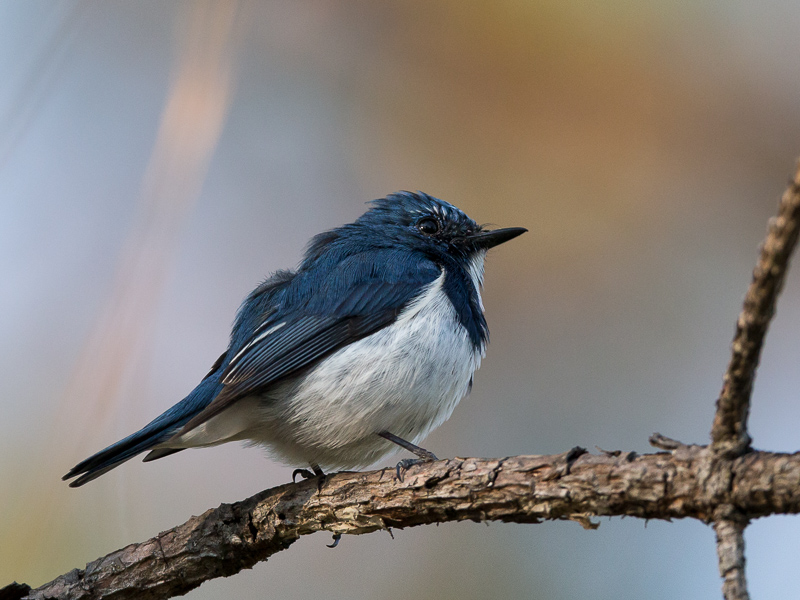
394, 455, 437, 482
327, 533, 342, 548
376, 431, 438, 482
292, 463, 326, 484
292, 468, 316, 483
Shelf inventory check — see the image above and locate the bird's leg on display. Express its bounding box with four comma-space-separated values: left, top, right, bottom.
292, 462, 325, 483
377, 431, 438, 481
291, 464, 341, 548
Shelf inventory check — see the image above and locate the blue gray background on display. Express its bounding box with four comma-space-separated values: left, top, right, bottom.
2, 1, 800, 598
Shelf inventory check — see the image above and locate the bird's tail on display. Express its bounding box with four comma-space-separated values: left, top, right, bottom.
63, 373, 223, 487
62, 427, 180, 487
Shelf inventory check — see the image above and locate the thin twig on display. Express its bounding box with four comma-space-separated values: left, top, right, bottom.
714, 518, 750, 600
711, 161, 800, 457
706, 159, 800, 600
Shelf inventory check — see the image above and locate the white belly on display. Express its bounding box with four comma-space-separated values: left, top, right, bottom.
170, 271, 484, 470
254, 272, 482, 469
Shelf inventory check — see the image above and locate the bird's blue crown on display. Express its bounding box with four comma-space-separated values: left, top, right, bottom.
300, 191, 482, 268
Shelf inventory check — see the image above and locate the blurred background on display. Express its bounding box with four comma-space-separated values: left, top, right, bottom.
1, 1, 799, 598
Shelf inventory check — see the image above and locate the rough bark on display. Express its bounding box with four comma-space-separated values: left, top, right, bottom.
711, 162, 800, 457
703, 160, 800, 599
3, 445, 799, 600
714, 519, 749, 600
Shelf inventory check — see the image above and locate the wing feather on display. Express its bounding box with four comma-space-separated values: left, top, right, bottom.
174, 252, 440, 435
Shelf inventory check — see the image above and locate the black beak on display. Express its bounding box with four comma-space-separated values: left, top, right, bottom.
467, 227, 527, 250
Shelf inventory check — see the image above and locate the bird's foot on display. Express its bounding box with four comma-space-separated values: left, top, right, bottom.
394, 453, 437, 482
292, 463, 326, 486
327, 533, 342, 549
292, 468, 316, 482
377, 431, 439, 482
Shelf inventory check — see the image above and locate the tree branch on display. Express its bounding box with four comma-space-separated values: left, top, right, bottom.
702, 160, 800, 598
711, 160, 800, 457
8, 445, 800, 600
714, 518, 749, 600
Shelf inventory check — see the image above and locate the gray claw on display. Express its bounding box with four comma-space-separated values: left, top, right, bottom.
395, 457, 435, 482
292, 468, 315, 483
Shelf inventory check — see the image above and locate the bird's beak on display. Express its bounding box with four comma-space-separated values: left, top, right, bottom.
467, 227, 527, 249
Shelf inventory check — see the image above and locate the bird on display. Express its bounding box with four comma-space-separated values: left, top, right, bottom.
63, 191, 526, 487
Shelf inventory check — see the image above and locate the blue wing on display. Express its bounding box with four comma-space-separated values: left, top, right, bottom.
175, 250, 441, 433
63, 250, 439, 486
62, 271, 294, 487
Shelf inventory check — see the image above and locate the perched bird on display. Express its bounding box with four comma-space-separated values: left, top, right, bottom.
64, 192, 526, 487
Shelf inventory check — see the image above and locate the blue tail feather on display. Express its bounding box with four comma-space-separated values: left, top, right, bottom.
63, 370, 223, 487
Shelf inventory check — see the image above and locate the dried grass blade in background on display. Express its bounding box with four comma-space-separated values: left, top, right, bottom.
0, 0, 245, 579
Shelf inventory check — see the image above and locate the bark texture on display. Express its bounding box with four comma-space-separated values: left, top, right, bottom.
704, 160, 800, 599
8, 445, 800, 600
714, 519, 749, 600
711, 163, 800, 457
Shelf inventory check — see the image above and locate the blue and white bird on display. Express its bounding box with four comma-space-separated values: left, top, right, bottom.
63, 192, 526, 487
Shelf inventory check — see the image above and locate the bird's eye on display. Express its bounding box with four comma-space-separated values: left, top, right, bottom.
417, 217, 440, 235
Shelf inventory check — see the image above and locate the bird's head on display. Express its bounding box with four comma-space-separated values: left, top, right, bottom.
358, 191, 526, 260
301, 191, 526, 271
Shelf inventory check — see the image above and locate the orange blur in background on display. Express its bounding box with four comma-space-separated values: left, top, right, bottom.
1, 2, 799, 599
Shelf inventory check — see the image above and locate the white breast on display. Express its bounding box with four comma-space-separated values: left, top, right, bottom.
168, 267, 486, 471
254, 269, 483, 469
